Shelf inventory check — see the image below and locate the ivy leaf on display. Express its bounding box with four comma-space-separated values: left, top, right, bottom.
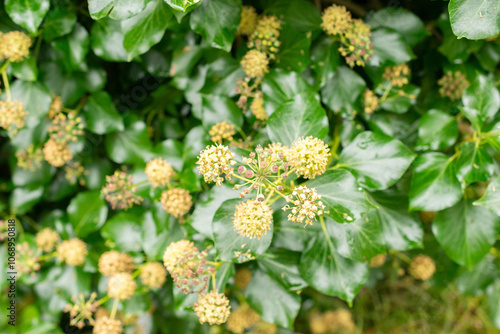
415, 109, 458, 151
52, 23, 90, 72
462, 74, 500, 130
67, 191, 108, 238
245, 270, 301, 328
275, 25, 311, 73
200, 95, 243, 128
164, 0, 199, 12
10, 57, 38, 82
266, 0, 322, 33
9, 186, 44, 215
5, 0, 49, 35
307, 170, 376, 224
212, 199, 273, 263
42, 6, 77, 42
456, 255, 496, 295
88, 0, 148, 20
299, 232, 369, 305
487, 279, 500, 328
369, 28, 415, 66
257, 251, 308, 291
83, 91, 124, 134
378, 84, 419, 114
105, 117, 154, 164
310, 36, 340, 88
456, 142, 495, 185
8, 80, 52, 128
337, 131, 416, 190
409, 152, 462, 211
101, 212, 143, 252
189, 0, 241, 52
122, 0, 174, 60
474, 176, 500, 216
90, 18, 129, 62
433, 199, 500, 269
267, 92, 329, 145
449, 0, 500, 40
321, 66, 365, 116
40, 62, 85, 106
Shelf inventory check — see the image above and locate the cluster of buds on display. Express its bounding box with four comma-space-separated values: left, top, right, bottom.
339, 19, 374, 68
309, 309, 356, 334
248, 15, 282, 59
64, 292, 98, 329
64, 161, 87, 186
236, 81, 267, 120
101, 171, 143, 210
290, 136, 330, 179
145, 157, 175, 188
93, 316, 123, 334
251, 322, 278, 334
48, 111, 84, 144
250, 95, 267, 120
16, 144, 43, 171
57, 238, 87, 266
237, 6, 258, 36
0, 31, 32, 62
408, 255, 436, 280
194, 291, 231, 325
241, 50, 270, 79
438, 70, 469, 101
98, 251, 135, 276
233, 199, 273, 239
42, 139, 73, 167
160, 188, 193, 219
383, 63, 411, 87
47, 94, 63, 119
321, 4, 352, 36
16, 242, 41, 276
0, 100, 26, 135
163, 240, 213, 294
108, 273, 137, 300
196, 144, 236, 186
140, 262, 167, 289
35, 227, 60, 253
226, 304, 261, 333
363, 89, 379, 114
283, 186, 327, 226
369, 254, 387, 268
209, 121, 235, 143
234, 267, 252, 290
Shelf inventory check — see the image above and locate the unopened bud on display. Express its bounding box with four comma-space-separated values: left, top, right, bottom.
271, 165, 279, 173
238, 166, 246, 174
245, 170, 254, 178
255, 145, 263, 154
257, 195, 265, 202
277, 185, 284, 191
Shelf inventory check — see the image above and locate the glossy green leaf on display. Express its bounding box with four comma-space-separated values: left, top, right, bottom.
267, 92, 329, 145
90, 18, 129, 62
9, 186, 44, 215
40, 62, 85, 106
456, 255, 496, 295
200, 95, 243, 128
257, 251, 308, 291
276, 25, 311, 73
105, 118, 154, 164
370, 28, 415, 66
42, 6, 77, 42
8, 80, 52, 128
474, 176, 500, 216
378, 84, 419, 114
5, 0, 49, 34
433, 199, 500, 268
415, 109, 458, 151
462, 74, 500, 130
449, 0, 500, 40
337, 131, 416, 190
266, 0, 321, 33
487, 279, 500, 328
88, 0, 148, 20
310, 36, 340, 87
456, 142, 495, 185
307, 169, 375, 224
212, 199, 273, 262
84, 91, 124, 134
101, 212, 143, 252
52, 23, 90, 72
67, 191, 108, 238
409, 152, 462, 211
10, 57, 38, 82
189, 0, 241, 52
321, 66, 365, 115
165, 0, 199, 12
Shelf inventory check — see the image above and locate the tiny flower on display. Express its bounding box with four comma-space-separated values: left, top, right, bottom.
16, 242, 41, 276
310, 309, 355, 334
93, 316, 123, 334
48, 94, 63, 119
64, 161, 87, 186
383, 63, 411, 87
194, 291, 231, 325
0, 100, 26, 135
16, 144, 43, 171
339, 19, 373, 68
233, 199, 273, 239
42, 138, 73, 167
140, 262, 167, 289
290, 136, 330, 179
369, 254, 386, 268
209, 121, 235, 143
48, 111, 85, 144
35, 228, 60, 253
237, 6, 258, 36
282, 186, 327, 226
0, 31, 32, 62
196, 144, 236, 186
98, 251, 135, 276
234, 267, 252, 290
408, 255, 436, 281
248, 15, 282, 58
250, 96, 267, 120
321, 5, 352, 36
145, 157, 175, 187
438, 70, 469, 101
101, 171, 143, 210
226, 304, 260, 334
107, 273, 137, 300
57, 238, 87, 266
64, 292, 99, 329
160, 188, 193, 219
363, 89, 379, 114
241, 50, 269, 79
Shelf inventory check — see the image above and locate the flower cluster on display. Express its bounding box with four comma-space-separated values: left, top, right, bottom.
42, 139, 73, 167
64, 161, 87, 186
321, 4, 352, 36
64, 292, 99, 329
408, 255, 436, 280
283, 186, 327, 226
241, 50, 270, 79
101, 171, 143, 210
48, 94, 63, 119
160, 188, 193, 219
363, 89, 379, 114
196, 144, 236, 186
57, 238, 87, 266
248, 15, 282, 59
383, 63, 411, 87
16, 144, 43, 171
369, 253, 387, 268
93, 316, 123, 334
0, 100, 26, 135
35, 228, 60, 253
194, 291, 231, 325
226, 304, 261, 333
290, 136, 330, 179
107, 273, 137, 300
209, 121, 235, 143
340, 19, 374, 67
309, 309, 356, 334
250, 95, 267, 120
233, 199, 273, 239
0, 31, 32, 62
237, 6, 258, 36
16, 242, 41, 276
140, 262, 167, 289
163, 240, 213, 294
145, 157, 175, 188
235, 267, 252, 290
48, 112, 84, 144
98, 251, 135, 276
438, 70, 469, 101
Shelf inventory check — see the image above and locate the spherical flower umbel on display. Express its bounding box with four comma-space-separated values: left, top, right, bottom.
57, 238, 87, 266
48, 111, 85, 144
98, 251, 135, 276
369, 254, 387, 268
196, 144, 236, 186
163, 240, 213, 294
237, 6, 258, 36
0, 100, 26, 135
101, 171, 143, 210
35, 228, 60, 253
48, 94, 63, 119
226, 304, 260, 333
194, 291, 231, 325
209, 121, 235, 143
93, 316, 123, 334
248, 15, 282, 57
282, 186, 327, 226
383, 63, 411, 87
0, 31, 32, 62
250, 95, 267, 120
235, 267, 252, 290
160, 188, 193, 219
140, 262, 167, 289
107, 273, 137, 300
321, 5, 352, 36
145, 157, 175, 188
363, 89, 379, 114
64, 161, 87, 186
339, 19, 373, 68
64, 293, 98, 329
309, 309, 355, 334
233, 200, 273, 239
408, 255, 436, 281
16, 144, 43, 172
290, 136, 330, 179
438, 70, 469, 101
241, 50, 269, 79
43, 138, 73, 167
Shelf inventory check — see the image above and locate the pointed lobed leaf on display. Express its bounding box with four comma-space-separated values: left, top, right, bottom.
449, 0, 500, 40
474, 176, 500, 216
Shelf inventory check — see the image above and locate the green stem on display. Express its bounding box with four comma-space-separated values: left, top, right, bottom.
110, 298, 119, 319
96, 295, 110, 306
0, 60, 11, 74
38, 251, 57, 262
2, 70, 11, 101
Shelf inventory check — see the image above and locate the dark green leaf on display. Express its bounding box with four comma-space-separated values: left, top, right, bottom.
40, 62, 85, 106
84, 91, 124, 134
266, 0, 322, 33
415, 109, 458, 151
257, 252, 308, 291
5, 0, 49, 34
449, 0, 500, 40
276, 25, 311, 73
369, 28, 415, 66
105, 118, 154, 164
42, 6, 77, 42
378, 84, 419, 114
101, 212, 143, 252
310, 36, 340, 87
90, 18, 129, 62
201, 95, 243, 128
10, 57, 38, 81
462, 74, 500, 130
9, 186, 44, 215
8, 80, 52, 128
456, 142, 495, 185
67, 191, 108, 238
52, 23, 90, 72
165, 0, 199, 12
474, 176, 500, 216
321, 66, 365, 115
457, 255, 496, 295
88, 0, 148, 20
